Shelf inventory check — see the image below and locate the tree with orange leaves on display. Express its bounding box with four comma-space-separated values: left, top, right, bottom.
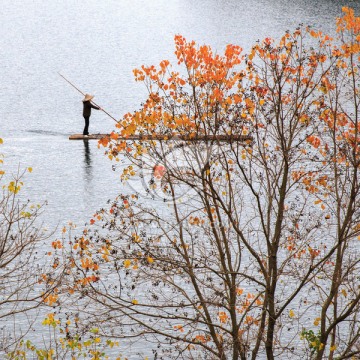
54, 8, 360, 360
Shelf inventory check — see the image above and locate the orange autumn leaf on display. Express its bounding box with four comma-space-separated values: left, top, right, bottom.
43, 293, 59, 306
306, 135, 321, 148
218, 311, 229, 323
174, 324, 184, 332
51, 240, 62, 249
236, 287, 244, 295
110, 132, 119, 140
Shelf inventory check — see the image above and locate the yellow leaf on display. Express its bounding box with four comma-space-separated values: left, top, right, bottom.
28, 167, 33, 173
330, 345, 337, 351
259, 99, 265, 106
147, 256, 154, 264
0, 138, 3, 144
124, 259, 131, 268
314, 317, 320, 326
132, 299, 138, 305
289, 309, 295, 318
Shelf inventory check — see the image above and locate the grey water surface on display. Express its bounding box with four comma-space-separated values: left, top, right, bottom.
1, 0, 359, 228
1, 0, 360, 357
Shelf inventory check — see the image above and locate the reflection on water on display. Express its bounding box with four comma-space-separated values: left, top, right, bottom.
83, 139, 93, 189
83, 140, 91, 169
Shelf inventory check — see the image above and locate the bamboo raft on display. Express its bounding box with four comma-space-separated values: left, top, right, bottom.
69, 134, 252, 142
69, 134, 108, 140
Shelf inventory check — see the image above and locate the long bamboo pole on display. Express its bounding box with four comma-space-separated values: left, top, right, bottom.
58, 73, 118, 122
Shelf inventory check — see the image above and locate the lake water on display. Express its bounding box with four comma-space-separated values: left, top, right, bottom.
1, 0, 360, 357
1, 0, 360, 228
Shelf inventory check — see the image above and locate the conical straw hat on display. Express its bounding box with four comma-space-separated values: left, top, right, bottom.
83, 94, 94, 102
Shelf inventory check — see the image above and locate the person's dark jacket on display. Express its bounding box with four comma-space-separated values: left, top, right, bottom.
83, 101, 100, 117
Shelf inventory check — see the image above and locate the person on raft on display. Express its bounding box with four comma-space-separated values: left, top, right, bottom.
82, 94, 101, 135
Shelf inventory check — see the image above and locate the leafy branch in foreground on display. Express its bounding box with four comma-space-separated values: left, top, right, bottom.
6, 312, 122, 360
0, 138, 63, 353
